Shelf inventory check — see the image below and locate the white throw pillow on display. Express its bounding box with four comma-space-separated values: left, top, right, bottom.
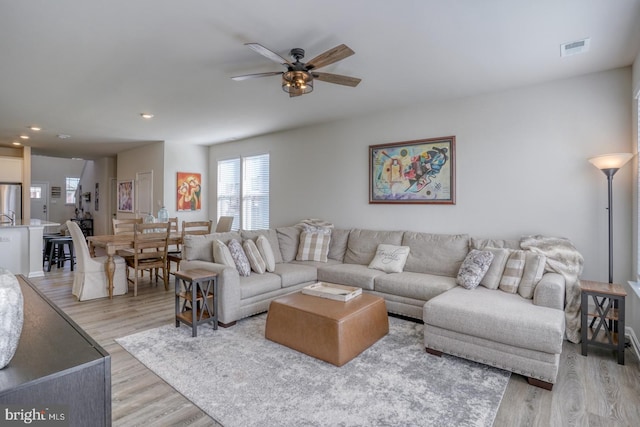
518, 252, 547, 299
296, 231, 330, 262
256, 235, 276, 272
368, 244, 410, 273
479, 247, 510, 289
499, 250, 526, 293
212, 239, 235, 268
243, 239, 266, 274
456, 249, 494, 290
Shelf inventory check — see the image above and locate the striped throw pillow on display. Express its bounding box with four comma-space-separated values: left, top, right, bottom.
499, 250, 526, 293
296, 232, 330, 262
243, 239, 266, 274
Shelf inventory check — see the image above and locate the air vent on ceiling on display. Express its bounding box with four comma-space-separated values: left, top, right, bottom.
560, 38, 591, 57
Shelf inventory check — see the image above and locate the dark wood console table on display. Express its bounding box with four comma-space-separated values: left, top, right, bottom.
0, 275, 111, 426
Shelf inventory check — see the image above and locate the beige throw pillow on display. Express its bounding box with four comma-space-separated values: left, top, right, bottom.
499, 250, 526, 293
518, 252, 547, 299
256, 235, 276, 272
296, 231, 330, 262
243, 239, 266, 274
368, 244, 410, 273
479, 247, 510, 289
212, 239, 235, 268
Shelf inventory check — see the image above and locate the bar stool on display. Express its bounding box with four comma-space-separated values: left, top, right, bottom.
46, 236, 75, 272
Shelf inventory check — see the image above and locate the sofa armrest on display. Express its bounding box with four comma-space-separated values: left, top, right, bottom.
533, 273, 565, 310
180, 260, 240, 325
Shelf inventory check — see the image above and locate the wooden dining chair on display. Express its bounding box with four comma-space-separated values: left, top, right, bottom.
112, 217, 143, 235
215, 216, 234, 232
119, 222, 170, 297
167, 220, 213, 274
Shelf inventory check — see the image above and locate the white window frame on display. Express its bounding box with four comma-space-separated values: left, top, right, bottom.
217, 153, 269, 231
65, 177, 80, 205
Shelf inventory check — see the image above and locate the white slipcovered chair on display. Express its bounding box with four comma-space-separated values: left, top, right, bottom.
66, 220, 128, 300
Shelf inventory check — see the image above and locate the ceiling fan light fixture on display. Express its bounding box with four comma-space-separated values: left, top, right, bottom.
282, 70, 313, 95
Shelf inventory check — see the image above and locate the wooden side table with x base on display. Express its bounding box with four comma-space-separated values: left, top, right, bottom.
580, 280, 626, 365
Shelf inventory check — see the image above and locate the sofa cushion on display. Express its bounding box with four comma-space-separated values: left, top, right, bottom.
424, 286, 565, 354
239, 273, 281, 299
402, 232, 469, 277
273, 263, 317, 288
276, 226, 302, 263
318, 263, 386, 290
499, 250, 526, 293
241, 229, 284, 264
471, 238, 521, 250
518, 252, 546, 299
456, 249, 494, 290
183, 232, 241, 262
344, 229, 404, 265
368, 244, 410, 273
243, 239, 266, 274
374, 271, 457, 301
480, 247, 510, 290
296, 231, 330, 262
256, 235, 276, 272
328, 228, 349, 262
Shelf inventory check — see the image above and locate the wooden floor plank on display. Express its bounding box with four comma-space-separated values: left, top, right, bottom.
28, 268, 640, 426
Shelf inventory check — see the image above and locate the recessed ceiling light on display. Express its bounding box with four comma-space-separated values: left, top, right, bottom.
19, 135, 29, 139
29, 126, 41, 131
12, 142, 21, 146
141, 113, 154, 119
57, 134, 71, 139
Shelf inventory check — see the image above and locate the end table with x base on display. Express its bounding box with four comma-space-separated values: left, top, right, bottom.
580, 280, 626, 365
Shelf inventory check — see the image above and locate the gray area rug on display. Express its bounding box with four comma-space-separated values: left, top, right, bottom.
116, 315, 510, 427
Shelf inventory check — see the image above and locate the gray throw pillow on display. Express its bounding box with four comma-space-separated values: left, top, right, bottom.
228, 239, 251, 277
456, 249, 494, 290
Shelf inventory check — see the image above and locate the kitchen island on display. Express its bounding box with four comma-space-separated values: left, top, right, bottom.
0, 219, 60, 277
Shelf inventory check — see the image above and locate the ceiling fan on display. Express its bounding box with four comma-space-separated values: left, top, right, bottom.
231, 43, 361, 97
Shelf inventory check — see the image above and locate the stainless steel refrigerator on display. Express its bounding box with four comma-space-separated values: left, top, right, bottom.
0, 183, 22, 223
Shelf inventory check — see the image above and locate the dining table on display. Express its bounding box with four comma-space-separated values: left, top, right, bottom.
87, 232, 182, 298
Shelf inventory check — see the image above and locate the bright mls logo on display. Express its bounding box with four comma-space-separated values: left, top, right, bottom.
1, 406, 68, 426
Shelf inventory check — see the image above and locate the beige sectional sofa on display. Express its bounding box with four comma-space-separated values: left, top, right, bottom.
179, 226, 568, 389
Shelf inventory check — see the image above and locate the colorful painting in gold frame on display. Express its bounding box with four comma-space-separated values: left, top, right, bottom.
177, 172, 202, 211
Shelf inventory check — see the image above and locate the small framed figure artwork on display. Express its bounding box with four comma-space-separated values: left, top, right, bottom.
117, 180, 134, 212
369, 136, 456, 204
177, 172, 202, 211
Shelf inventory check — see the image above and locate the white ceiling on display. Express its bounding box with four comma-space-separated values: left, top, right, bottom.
1, 0, 639, 159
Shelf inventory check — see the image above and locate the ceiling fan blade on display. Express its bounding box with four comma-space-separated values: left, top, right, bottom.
231, 71, 283, 81
245, 43, 291, 67
312, 72, 361, 87
289, 91, 303, 98
306, 44, 355, 70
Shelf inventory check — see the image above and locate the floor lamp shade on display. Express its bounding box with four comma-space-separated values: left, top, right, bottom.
588, 153, 633, 171
588, 152, 633, 284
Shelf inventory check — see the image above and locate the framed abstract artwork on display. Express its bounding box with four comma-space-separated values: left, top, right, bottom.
117, 180, 134, 212
177, 172, 202, 211
369, 136, 456, 204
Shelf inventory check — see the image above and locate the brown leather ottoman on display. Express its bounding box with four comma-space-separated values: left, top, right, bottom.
265, 292, 389, 366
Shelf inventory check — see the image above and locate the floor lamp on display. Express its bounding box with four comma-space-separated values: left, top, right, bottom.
588, 152, 633, 284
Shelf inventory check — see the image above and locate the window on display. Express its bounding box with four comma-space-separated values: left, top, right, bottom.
217, 153, 269, 230
66, 177, 80, 204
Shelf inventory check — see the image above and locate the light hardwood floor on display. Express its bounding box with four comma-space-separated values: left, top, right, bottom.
29, 268, 640, 427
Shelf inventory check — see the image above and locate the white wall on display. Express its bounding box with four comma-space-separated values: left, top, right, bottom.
77, 157, 117, 235
209, 68, 633, 285
117, 142, 164, 220
163, 143, 209, 223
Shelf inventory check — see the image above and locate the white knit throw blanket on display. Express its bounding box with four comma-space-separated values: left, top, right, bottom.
520, 235, 584, 344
